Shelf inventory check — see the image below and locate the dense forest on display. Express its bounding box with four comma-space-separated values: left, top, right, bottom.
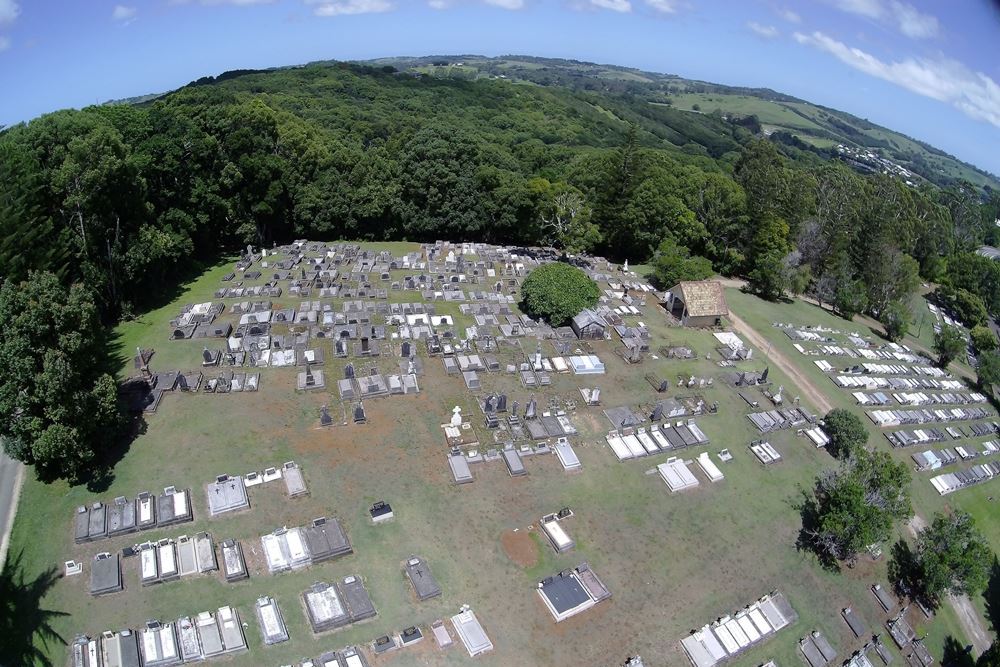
2, 57, 1000, 480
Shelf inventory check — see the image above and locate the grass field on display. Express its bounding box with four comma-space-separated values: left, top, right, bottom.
4, 248, 995, 666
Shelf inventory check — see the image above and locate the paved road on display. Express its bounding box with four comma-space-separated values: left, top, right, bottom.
0, 449, 25, 573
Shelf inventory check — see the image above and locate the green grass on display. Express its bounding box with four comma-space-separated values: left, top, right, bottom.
5, 255, 994, 665
668, 93, 826, 132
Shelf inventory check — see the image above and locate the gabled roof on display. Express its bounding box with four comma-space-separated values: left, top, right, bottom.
572, 308, 606, 329
672, 281, 728, 318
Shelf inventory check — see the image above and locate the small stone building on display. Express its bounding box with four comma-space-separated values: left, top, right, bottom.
571, 309, 606, 340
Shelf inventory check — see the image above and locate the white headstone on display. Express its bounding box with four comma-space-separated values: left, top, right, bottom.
450, 406, 463, 427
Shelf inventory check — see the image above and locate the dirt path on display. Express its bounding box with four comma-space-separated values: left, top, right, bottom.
726, 309, 834, 414
907, 516, 991, 655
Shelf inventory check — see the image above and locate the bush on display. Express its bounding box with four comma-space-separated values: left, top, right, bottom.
519, 262, 600, 327
971, 325, 998, 353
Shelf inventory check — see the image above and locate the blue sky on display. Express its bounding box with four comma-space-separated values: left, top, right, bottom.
1, 0, 998, 175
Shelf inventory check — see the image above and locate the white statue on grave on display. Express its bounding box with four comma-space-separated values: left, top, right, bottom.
623, 259, 629, 273
261, 247, 266, 258
450, 406, 463, 427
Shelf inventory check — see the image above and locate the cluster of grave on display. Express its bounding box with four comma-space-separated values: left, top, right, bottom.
780, 321, 1000, 498
602, 403, 711, 462
72, 605, 248, 667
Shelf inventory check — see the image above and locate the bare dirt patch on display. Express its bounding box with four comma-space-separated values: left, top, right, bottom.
501, 528, 538, 568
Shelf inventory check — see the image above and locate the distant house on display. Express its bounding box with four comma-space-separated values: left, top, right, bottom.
571, 309, 606, 340
663, 281, 728, 327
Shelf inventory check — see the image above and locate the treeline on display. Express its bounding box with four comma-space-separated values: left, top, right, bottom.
0, 60, 998, 329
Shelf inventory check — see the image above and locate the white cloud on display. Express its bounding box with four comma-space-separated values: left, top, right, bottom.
0, 35, 9, 51
748, 21, 779, 39
427, 0, 449, 7
794, 30, 1000, 128
832, 0, 884, 19
830, 0, 939, 39
777, 8, 800, 23
112, 5, 138, 22
0, 0, 18, 26
485, 0, 524, 8
311, 0, 392, 16
645, 0, 677, 13
890, 1, 938, 39
589, 0, 631, 12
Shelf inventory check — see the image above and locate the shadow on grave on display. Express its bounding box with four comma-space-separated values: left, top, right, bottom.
941, 635, 976, 667
0, 551, 68, 667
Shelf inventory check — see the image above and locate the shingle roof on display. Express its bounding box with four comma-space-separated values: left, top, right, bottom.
673, 281, 728, 318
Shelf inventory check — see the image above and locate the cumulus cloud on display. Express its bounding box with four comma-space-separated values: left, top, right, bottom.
0, 0, 19, 26
748, 21, 779, 39
588, 0, 632, 12
311, 0, 392, 16
112, 5, 138, 23
794, 31, 1000, 128
831, 0, 939, 39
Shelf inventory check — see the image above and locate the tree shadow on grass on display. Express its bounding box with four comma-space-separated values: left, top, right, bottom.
941, 635, 975, 667
887, 539, 923, 602
0, 551, 68, 667
983, 555, 1000, 635
83, 414, 147, 494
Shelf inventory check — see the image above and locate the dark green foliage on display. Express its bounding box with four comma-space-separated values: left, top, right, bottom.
0, 59, 994, 327
823, 408, 868, 460
833, 278, 869, 321
977, 350, 1000, 390
910, 512, 993, 605
649, 237, 714, 289
0, 273, 122, 482
934, 325, 967, 368
971, 325, 998, 353
881, 301, 911, 343
937, 285, 990, 327
519, 263, 600, 327
803, 448, 911, 565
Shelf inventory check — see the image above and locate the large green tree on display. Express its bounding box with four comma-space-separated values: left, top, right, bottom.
519, 262, 601, 327
823, 408, 868, 460
0, 272, 122, 481
934, 325, 967, 368
649, 237, 714, 289
805, 448, 912, 565
911, 512, 993, 605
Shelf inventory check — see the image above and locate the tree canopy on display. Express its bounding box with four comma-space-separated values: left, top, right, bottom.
910, 511, 993, 605
934, 325, 967, 368
803, 448, 912, 565
0, 272, 121, 482
0, 62, 991, 326
519, 262, 600, 327
823, 409, 869, 460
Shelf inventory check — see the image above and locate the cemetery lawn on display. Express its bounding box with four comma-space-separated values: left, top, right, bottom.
4, 251, 986, 665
